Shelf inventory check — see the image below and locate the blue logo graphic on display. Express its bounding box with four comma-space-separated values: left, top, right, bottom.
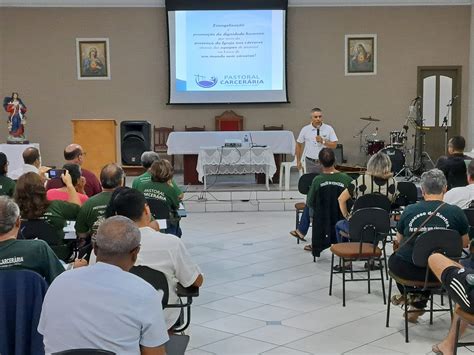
195, 75, 218, 88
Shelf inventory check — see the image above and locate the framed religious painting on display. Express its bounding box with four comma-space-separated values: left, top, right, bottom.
76, 38, 111, 80
345, 34, 377, 76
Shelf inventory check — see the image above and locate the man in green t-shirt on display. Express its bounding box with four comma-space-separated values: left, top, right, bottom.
291, 149, 352, 247
132, 151, 183, 200
75, 163, 125, 240
0, 196, 64, 284
389, 169, 470, 323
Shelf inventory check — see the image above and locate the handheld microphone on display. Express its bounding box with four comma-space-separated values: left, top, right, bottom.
317, 128, 320, 136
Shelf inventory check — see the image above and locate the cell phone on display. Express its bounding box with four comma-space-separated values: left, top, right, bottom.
48, 169, 66, 179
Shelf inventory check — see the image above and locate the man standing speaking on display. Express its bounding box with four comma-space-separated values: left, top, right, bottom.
296, 107, 338, 173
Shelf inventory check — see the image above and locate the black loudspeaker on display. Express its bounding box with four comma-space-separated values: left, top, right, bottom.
120, 121, 151, 166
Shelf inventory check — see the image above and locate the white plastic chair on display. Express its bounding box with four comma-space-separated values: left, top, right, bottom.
279, 155, 306, 191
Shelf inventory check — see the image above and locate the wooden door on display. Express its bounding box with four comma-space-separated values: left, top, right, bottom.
417, 67, 461, 163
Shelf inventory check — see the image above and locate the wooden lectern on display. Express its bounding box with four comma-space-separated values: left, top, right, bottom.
72, 119, 117, 177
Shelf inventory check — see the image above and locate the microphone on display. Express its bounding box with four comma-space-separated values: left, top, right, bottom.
317, 128, 320, 136
413, 96, 422, 101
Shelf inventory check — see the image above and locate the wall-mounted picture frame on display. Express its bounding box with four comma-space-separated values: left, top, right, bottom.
76, 38, 111, 80
345, 34, 377, 76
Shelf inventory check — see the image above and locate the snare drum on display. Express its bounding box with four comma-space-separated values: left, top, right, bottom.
366, 140, 385, 155
381, 147, 405, 174
389, 131, 405, 147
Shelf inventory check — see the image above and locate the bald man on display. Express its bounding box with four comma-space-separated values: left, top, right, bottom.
46, 144, 102, 197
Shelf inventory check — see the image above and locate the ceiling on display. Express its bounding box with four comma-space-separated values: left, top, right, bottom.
2, 0, 473, 6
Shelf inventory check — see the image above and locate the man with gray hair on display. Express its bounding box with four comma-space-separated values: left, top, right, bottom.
132, 151, 183, 200
39, 216, 169, 355
0, 196, 64, 284
388, 169, 470, 323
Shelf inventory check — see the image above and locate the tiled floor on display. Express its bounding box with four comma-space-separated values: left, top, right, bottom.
180, 211, 474, 355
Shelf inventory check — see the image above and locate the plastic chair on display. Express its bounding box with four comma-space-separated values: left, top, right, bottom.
279, 155, 306, 191
453, 306, 474, 354
329, 207, 390, 306
0, 270, 48, 355
386, 229, 462, 342
129, 265, 199, 333
292, 173, 319, 245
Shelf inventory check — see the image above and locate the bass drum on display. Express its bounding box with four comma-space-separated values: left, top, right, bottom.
381, 147, 405, 174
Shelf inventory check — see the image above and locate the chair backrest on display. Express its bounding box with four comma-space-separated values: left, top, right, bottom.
348, 207, 391, 243
215, 110, 243, 131
0, 269, 48, 355
165, 335, 190, 355
52, 349, 115, 355
129, 265, 169, 306
412, 229, 462, 267
297, 173, 319, 195
153, 126, 174, 150
145, 198, 171, 220
185, 125, 205, 131
353, 193, 391, 213
395, 181, 418, 206
18, 219, 58, 245
263, 124, 283, 131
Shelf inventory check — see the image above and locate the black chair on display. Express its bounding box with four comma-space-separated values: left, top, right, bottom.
394, 181, 418, 207
311, 181, 346, 259
386, 229, 462, 343
329, 207, 390, 307
292, 173, 319, 245
453, 306, 474, 355
0, 270, 48, 355
146, 198, 171, 220
52, 350, 115, 355
352, 193, 392, 278
129, 265, 199, 333
18, 219, 71, 262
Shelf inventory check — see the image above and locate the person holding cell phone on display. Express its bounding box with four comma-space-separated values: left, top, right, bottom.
14, 171, 81, 262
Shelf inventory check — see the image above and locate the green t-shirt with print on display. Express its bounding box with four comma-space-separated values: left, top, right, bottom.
136, 181, 180, 211
0, 239, 64, 284
0, 175, 15, 197
42, 200, 81, 243
132, 171, 183, 196
75, 191, 113, 236
306, 172, 353, 209
396, 200, 470, 263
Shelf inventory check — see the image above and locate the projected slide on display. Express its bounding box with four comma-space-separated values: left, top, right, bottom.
175, 10, 283, 92
168, 6, 287, 104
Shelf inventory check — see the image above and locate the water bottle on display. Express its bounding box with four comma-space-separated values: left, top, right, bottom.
243, 134, 249, 148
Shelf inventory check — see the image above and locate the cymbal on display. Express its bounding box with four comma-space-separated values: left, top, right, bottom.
360, 116, 380, 122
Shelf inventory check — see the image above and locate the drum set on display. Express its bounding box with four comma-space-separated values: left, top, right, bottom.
356, 116, 410, 176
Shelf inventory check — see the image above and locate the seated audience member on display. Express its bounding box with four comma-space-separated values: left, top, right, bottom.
436, 136, 471, 190
389, 169, 469, 323
14, 172, 81, 261
46, 164, 88, 204
9, 147, 49, 182
0, 152, 15, 197
132, 151, 184, 200
46, 144, 102, 197
38, 216, 169, 354
0, 196, 66, 284
136, 159, 182, 237
290, 148, 352, 251
444, 159, 474, 209
75, 163, 125, 241
429, 253, 474, 355
336, 151, 397, 243
107, 188, 203, 330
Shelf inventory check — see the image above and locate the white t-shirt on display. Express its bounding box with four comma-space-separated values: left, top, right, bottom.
444, 184, 474, 209
138, 227, 202, 328
296, 123, 338, 160
38, 262, 169, 354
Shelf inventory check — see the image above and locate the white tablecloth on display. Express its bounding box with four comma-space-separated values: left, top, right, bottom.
167, 131, 295, 155
197, 147, 276, 182
0, 143, 40, 178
